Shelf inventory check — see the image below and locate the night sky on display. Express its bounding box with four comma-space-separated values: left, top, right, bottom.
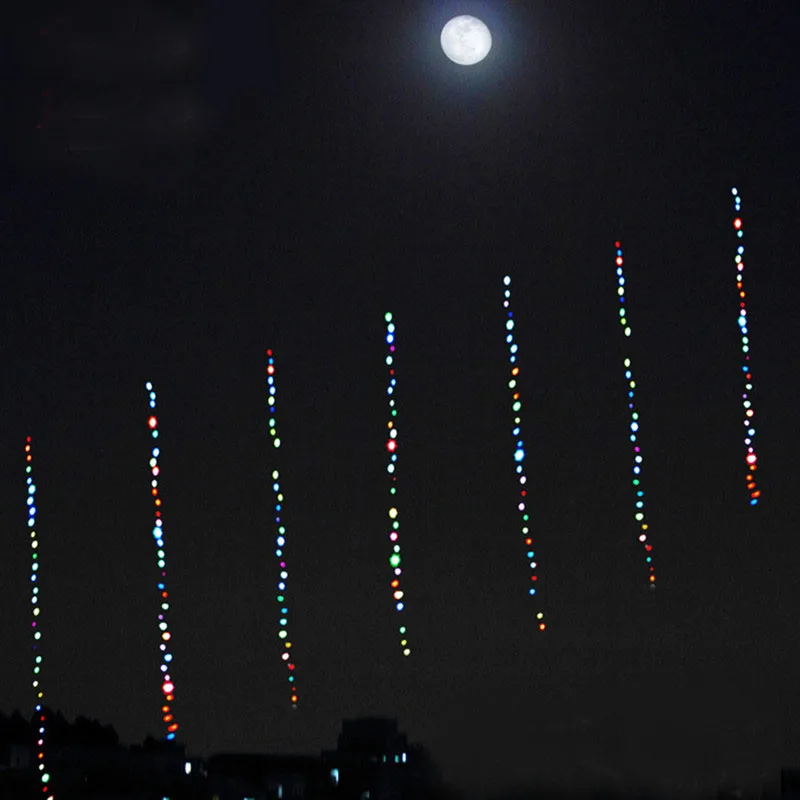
3, 1, 800, 796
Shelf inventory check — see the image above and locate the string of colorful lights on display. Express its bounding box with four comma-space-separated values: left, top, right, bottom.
26, 437, 54, 798
384, 313, 411, 655
501, 277, 544, 631
144, 383, 180, 740
731, 188, 760, 506
613, 244, 656, 588
266, 350, 299, 706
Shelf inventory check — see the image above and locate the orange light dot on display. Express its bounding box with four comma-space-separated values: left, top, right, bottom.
168, 723, 179, 732
539, 623, 546, 631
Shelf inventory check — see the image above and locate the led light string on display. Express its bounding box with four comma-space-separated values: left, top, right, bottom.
144, 383, 180, 740
384, 314, 410, 655
614, 244, 656, 588
266, 351, 299, 706
731, 189, 760, 505
26, 437, 54, 798
501, 277, 544, 631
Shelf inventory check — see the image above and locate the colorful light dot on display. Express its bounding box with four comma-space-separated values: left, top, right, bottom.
501, 277, 544, 623
384, 314, 410, 655
266, 352, 299, 706
613, 244, 657, 588
145, 384, 181, 738
730, 190, 761, 506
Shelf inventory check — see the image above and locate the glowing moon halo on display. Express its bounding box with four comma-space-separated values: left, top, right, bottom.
440, 16, 492, 66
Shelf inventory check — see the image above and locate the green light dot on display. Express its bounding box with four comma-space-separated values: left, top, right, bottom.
389, 554, 401, 567
385, 312, 393, 322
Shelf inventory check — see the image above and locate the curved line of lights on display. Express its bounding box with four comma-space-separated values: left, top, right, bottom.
614, 244, 656, 588
266, 351, 299, 706
384, 314, 410, 655
502, 278, 544, 631
731, 189, 760, 506
26, 438, 54, 798
144, 383, 180, 740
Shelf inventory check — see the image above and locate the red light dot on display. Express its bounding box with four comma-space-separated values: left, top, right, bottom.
734, 218, 742, 229
168, 723, 179, 732
148, 416, 158, 429
386, 440, 397, 452
267, 349, 273, 356
616, 257, 623, 266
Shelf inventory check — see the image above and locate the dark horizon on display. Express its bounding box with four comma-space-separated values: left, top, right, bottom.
3, 1, 800, 797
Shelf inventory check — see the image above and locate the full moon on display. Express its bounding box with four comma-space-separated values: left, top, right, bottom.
440, 15, 492, 66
